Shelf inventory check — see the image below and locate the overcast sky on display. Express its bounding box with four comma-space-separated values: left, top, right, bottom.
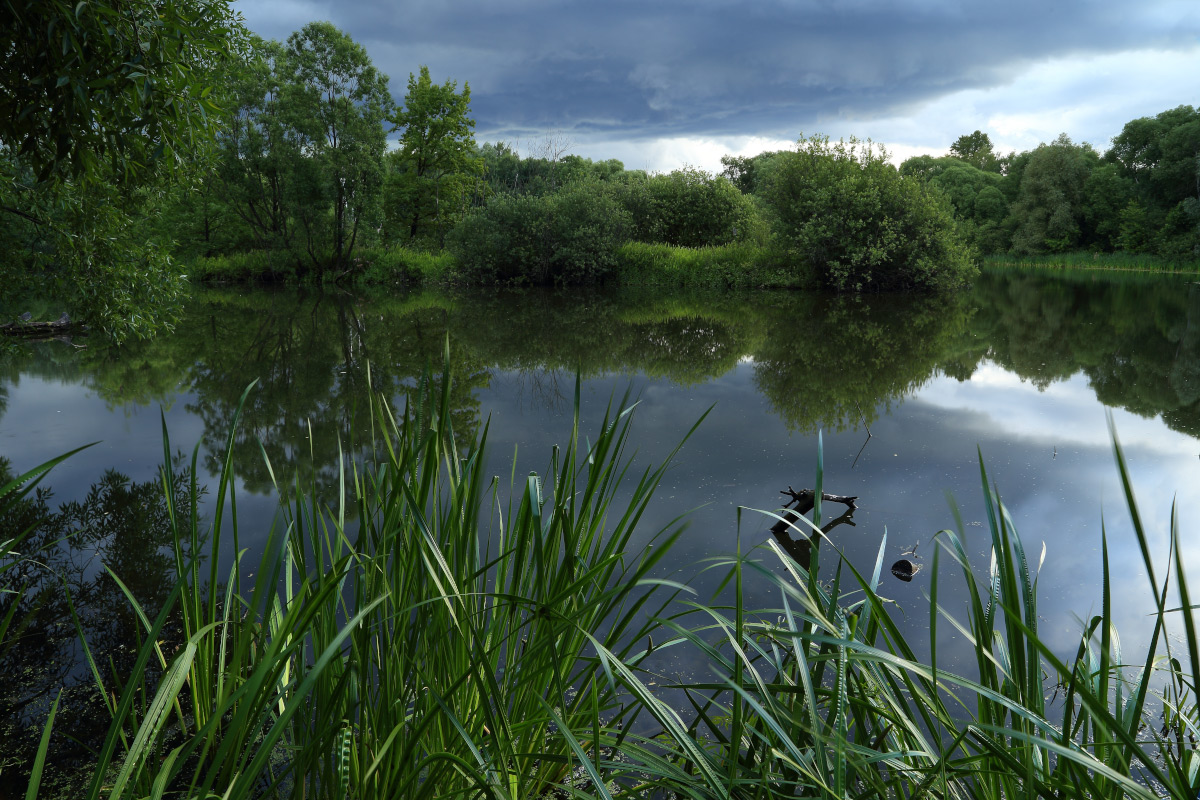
239, 0, 1200, 173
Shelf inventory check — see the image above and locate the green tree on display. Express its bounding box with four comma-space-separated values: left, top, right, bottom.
0, 0, 245, 340
214, 37, 301, 256
949, 130, 1000, 172
447, 180, 631, 284
618, 167, 760, 247
210, 25, 392, 277
1008, 134, 1099, 254
0, 0, 241, 183
761, 136, 976, 292
285, 22, 392, 273
389, 66, 481, 244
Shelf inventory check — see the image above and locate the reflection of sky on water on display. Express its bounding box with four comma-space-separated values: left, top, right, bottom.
3, 352, 1197, 685
466, 358, 1200, 680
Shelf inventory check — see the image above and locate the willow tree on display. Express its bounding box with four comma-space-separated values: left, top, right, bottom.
0, 0, 244, 340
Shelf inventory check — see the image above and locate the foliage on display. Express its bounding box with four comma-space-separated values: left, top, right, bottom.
720, 150, 788, 195
618, 425, 1197, 799
949, 129, 1002, 172
213, 26, 392, 278
286, 23, 392, 271
0, 0, 241, 183
355, 247, 459, 284
614, 241, 801, 289
1009, 134, 1101, 254
0, 0, 245, 340
0, 164, 188, 342
617, 167, 764, 248
8, 358, 1200, 797
446, 180, 632, 284
11, 355, 701, 798
762, 136, 976, 291
387, 66, 483, 245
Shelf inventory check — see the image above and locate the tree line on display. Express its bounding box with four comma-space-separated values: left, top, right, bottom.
2, 6, 1197, 341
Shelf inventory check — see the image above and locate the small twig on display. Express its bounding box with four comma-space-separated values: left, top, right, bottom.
855, 399, 873, 438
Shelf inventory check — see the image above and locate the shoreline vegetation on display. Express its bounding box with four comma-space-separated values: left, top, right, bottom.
4, 357, 1199, 798
4, 9, 1195, 338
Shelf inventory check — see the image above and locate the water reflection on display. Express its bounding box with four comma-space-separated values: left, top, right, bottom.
768, 487, 859, 571
3, 269, 1200, 786
0, 459, 190, 796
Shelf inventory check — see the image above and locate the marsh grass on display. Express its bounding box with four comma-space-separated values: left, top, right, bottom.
983, 251, 1200, 274
615, 241, 805, 290
8, 352, 1200, 798
26, 344, 708, 799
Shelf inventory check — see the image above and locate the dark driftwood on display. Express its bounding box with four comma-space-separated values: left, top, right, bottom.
769, 487, 859, 570
0, 312, 86, 339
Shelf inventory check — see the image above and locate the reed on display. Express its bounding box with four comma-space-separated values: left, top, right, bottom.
607, 415, 1199, 799
983, 251, 1200, 274
39, 344, 703, 798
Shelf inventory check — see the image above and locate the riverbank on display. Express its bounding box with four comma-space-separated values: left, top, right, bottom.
186, 242, 813, 290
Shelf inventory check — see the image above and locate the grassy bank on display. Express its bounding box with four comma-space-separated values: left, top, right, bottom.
188, 247, 457, 285
983, 251, 1200, 274
185, 243, 809, 289
4, 355, 1198, 798
613, 241, 808, 289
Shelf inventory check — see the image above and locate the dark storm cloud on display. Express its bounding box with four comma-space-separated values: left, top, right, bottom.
242, 0, 1200, 142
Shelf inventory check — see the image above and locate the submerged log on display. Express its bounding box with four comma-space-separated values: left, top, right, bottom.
0, 312, 86, 339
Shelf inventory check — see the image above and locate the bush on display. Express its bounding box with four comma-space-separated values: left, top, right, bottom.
617, 167, 765, 248
762, 136, 977, 292
447, 180, 631, 284
187, 250, 302, 283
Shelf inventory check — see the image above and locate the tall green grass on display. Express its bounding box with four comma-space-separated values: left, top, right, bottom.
8, 353, 1200, 798
615, 241, 808, 289
39, 346, 705, 798
605, 416, 1200, 799
984, 251, 1200, 274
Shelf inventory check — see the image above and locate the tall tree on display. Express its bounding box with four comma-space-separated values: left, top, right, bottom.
1008, 134, 1099, 254
390, 66, 481, 243
213, 25, 392, 276
949, 131, 1001, 172
284, 22, 392, 272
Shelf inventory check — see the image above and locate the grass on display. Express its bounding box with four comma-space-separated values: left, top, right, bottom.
614, 241, 809, 289
983, 250, 1200, 274
186, 247, 459, 286
5, 349, 1200, 798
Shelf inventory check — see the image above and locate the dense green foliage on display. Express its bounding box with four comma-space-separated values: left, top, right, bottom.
3, 2, 1196, 330
761, 136, 976, 291
0, 0, 243, 340
207, 24, 393, 278
896, 108, 1200, 263
446, 180, 632, 284
387, 66, 483, 245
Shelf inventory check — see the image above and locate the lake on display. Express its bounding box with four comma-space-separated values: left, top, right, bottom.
3, 267, 1199, 729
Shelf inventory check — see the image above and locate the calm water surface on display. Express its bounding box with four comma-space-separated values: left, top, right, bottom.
4, 268, 1200, 695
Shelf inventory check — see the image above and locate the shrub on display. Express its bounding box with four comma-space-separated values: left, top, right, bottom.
762, 136, 977, 292
447, 180, 631, 284
354, 247, 457, 284
617, 167, 764, 248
